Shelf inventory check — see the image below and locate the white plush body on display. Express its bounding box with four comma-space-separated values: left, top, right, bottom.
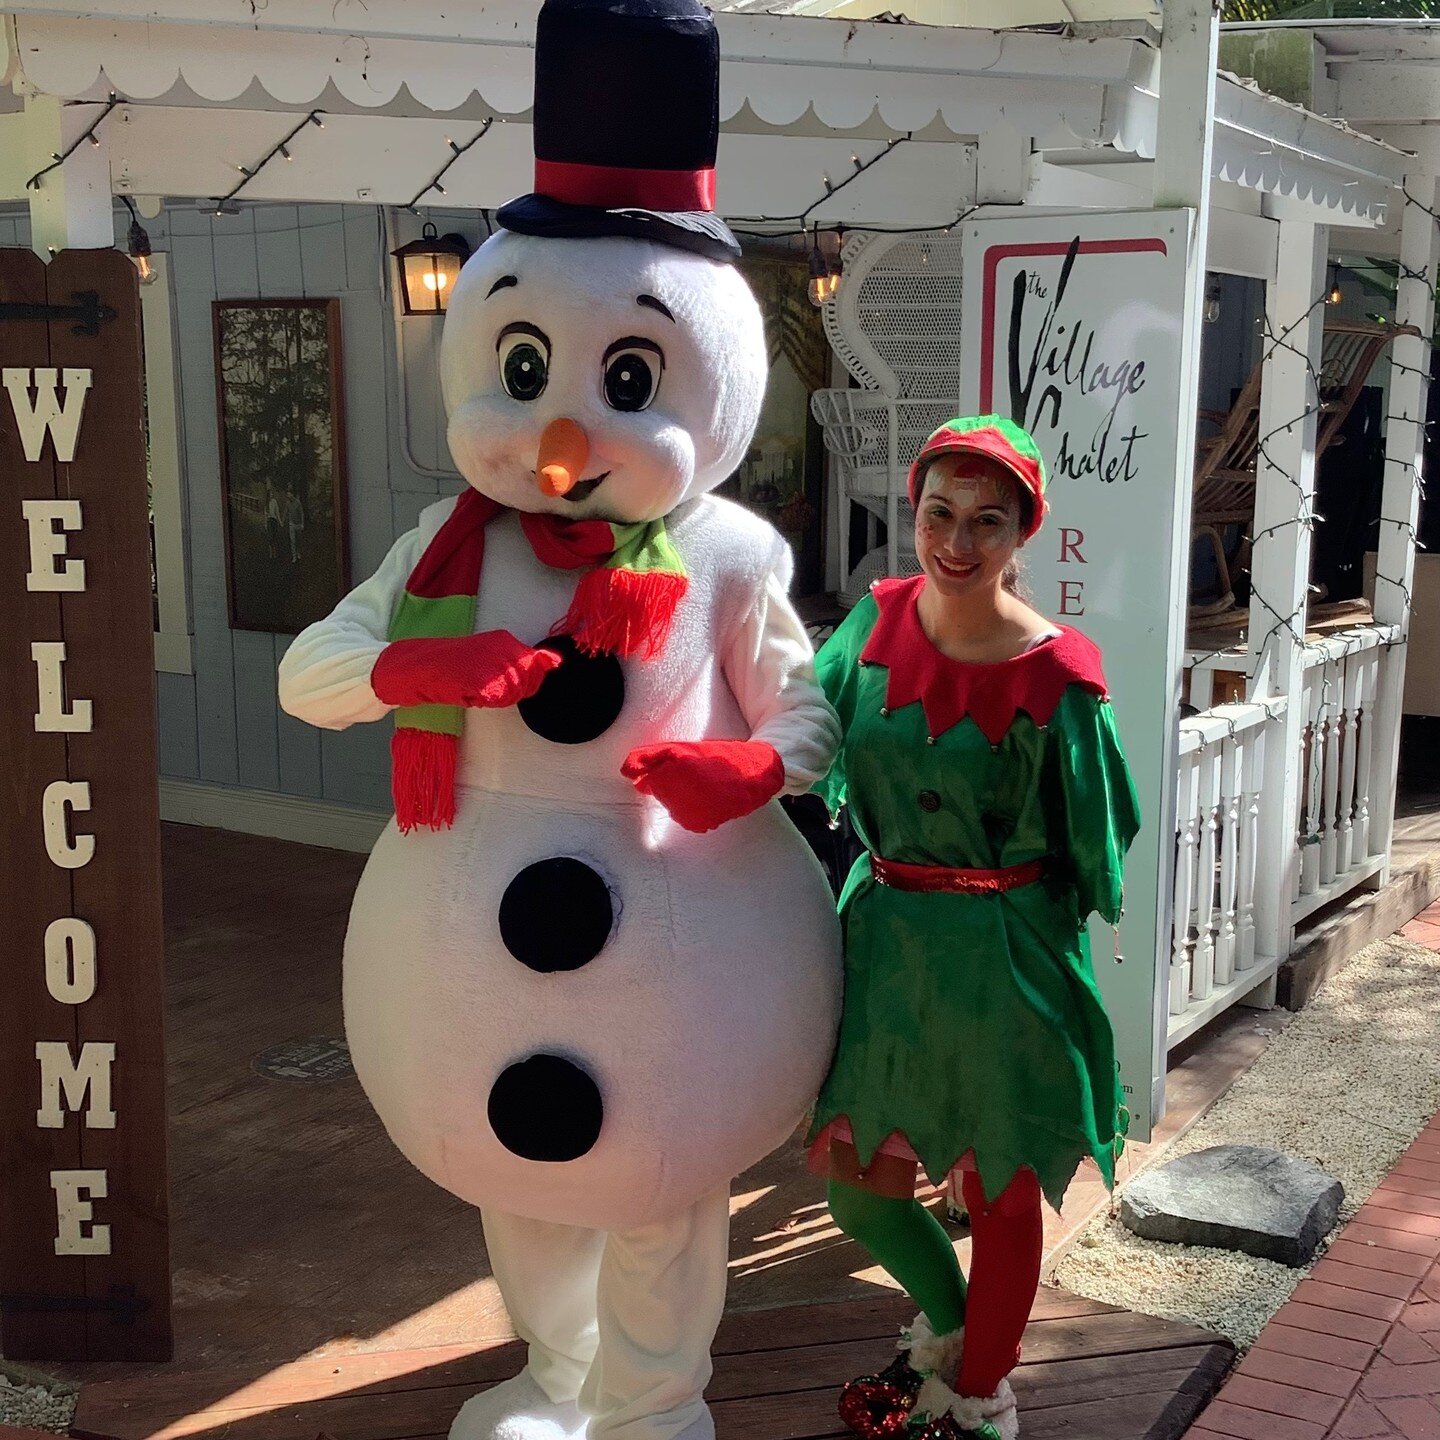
279, 229, 842, 1440
296, 495, 840, 1231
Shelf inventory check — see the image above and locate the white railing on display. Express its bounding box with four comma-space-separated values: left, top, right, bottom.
1169, 698, 1287, 1048
1169, 621, 1402, 1049
1292, 625, 1399, 923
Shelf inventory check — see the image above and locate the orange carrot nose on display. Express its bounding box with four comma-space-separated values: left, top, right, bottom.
536, 417, 589, 498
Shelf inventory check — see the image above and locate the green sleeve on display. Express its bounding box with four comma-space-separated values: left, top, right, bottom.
1051, 686, 1141, 925
810, 592, 879, 817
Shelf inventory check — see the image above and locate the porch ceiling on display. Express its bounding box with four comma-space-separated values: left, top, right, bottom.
0, 0, 1409, 227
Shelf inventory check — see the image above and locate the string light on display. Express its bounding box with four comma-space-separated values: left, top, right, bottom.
25, 93, 122, 191
405, 120, 496, 215
730, 134, 913, 230
210, 110, 325, 215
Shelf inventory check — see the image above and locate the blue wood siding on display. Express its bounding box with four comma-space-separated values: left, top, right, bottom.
2, 202, 481, 813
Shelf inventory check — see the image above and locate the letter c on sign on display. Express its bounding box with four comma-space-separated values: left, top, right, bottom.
43, 781, 95, 870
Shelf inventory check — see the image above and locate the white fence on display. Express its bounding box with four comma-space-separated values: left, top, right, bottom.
1292, 628, 1397, 922
1169, 623, 1401, 1048
1170, 699, 1284, 1048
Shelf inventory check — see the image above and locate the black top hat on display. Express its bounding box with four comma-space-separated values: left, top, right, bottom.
496, 0, 740, 262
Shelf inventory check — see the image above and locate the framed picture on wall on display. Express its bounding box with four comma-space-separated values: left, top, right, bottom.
214, 298, 350, 634
720, 248, 832, 597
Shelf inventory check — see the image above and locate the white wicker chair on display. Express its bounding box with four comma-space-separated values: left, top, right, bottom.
810, 230, 966, 605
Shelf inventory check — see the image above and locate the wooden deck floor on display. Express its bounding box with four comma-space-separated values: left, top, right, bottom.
50, 823, 1236, 1438
71, 1290, 1232, 1440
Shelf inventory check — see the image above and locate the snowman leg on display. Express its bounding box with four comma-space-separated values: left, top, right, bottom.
449, 1208, 605, 1440
580, 1187, 730, 1440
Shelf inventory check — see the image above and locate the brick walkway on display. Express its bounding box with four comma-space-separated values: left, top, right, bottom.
1189, 902, 1440, 1440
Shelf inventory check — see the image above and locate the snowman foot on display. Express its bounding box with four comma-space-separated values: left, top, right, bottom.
449, 1370, 589, 1440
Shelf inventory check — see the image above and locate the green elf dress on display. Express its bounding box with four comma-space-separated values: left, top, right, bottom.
805, 573, 1140, 1213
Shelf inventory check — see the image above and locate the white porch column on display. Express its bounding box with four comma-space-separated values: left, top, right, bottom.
1370, 172, 1440, 882
1147, 0, 1219, 1125
1247, 220, 1328, 969
21, 93, 115, 256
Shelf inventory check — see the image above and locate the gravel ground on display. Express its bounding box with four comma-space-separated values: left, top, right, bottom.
0, 1367, 77, 1432
1056, 934, 1440, 1347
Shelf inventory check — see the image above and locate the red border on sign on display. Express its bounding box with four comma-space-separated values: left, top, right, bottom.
978, 238, 1169, 410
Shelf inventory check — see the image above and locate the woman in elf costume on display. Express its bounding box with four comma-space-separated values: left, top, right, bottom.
807, 415, 1140, 1440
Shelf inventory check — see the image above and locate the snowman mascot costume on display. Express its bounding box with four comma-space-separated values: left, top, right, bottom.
277, 3, 842, 1439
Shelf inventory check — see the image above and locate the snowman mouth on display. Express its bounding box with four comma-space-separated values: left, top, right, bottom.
561, 471, 610, 503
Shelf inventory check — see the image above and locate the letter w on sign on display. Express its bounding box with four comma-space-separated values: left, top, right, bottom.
3, 368, 93, 464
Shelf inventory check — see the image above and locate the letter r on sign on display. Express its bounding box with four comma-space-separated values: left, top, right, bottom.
1059, 528, 1085, 564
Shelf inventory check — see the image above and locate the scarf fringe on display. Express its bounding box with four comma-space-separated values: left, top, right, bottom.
391, 727, 458, 833
559, 567, 688, 661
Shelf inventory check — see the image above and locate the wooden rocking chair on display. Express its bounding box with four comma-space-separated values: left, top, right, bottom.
1189, 317, 1420, 636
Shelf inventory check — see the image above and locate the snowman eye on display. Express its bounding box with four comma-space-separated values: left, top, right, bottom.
602, 339, 663, 413
498, 325, 550, 403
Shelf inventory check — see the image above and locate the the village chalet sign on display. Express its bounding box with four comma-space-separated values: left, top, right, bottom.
1, 248, 172, 1361
961, 210, 1195, 1143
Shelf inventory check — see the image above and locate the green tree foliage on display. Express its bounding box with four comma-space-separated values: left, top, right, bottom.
1224, 0, 1440, 18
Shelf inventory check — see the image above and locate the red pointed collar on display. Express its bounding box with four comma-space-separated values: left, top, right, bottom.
859, 576, 1108, 743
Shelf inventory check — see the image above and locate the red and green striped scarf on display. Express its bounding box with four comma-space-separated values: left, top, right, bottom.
388, 486, 686, 831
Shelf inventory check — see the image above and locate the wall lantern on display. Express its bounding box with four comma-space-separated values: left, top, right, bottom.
391, 223, 472, 315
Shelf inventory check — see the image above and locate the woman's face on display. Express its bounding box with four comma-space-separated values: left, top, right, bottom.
913, 452, 1024, 601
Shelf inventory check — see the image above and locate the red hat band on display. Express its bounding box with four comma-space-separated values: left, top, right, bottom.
907, 424, 1048, 541
534, 159, 717, 214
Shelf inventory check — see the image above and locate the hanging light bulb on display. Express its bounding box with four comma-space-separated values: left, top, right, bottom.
825, 249, 843, 302
124, 209, 160, 286
808, 233, 830, 308
1328, 269, 1343, 306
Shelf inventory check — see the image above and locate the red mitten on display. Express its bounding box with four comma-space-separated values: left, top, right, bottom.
620, 740, 785, 833
372, 631, 561, 710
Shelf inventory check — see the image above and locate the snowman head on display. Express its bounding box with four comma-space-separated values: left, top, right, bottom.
441, 231, 767, 524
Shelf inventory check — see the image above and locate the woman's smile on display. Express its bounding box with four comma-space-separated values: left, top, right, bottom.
933, 553, 981, 580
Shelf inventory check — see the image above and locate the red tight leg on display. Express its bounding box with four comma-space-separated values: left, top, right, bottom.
955, 1167, 1044, 1400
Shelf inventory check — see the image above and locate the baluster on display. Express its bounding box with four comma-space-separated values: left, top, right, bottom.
1171, 746, 1200, 1017
1336, 643, 1363, 877
1355, 649, 1379, 858
1319, 651, 1343, 885
1237, 719, 1264, 971
1216, 728, 1240, 986
1192, 743, 1222, 1002
1299, 669, 1323, 898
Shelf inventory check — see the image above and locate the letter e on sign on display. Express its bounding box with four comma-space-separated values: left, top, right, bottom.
50, 1170, 111, 1256
22, 499, 85, 593
1059, 580, 1085, 616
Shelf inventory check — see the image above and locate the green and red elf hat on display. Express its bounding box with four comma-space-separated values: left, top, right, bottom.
906, 415, 1048, 540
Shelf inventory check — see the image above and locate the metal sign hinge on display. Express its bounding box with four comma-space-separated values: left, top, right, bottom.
0, 290, 117, 335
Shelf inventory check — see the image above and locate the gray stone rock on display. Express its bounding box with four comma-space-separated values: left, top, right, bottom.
1119, 1144, 1344, 1267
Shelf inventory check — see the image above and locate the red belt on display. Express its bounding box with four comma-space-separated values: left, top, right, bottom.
869, 856, 1044, 894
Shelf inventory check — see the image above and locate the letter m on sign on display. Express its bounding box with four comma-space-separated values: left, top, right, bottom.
0, 247, 172, 1363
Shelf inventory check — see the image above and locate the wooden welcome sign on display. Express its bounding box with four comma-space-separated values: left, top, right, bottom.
0, 247, 172, 1361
